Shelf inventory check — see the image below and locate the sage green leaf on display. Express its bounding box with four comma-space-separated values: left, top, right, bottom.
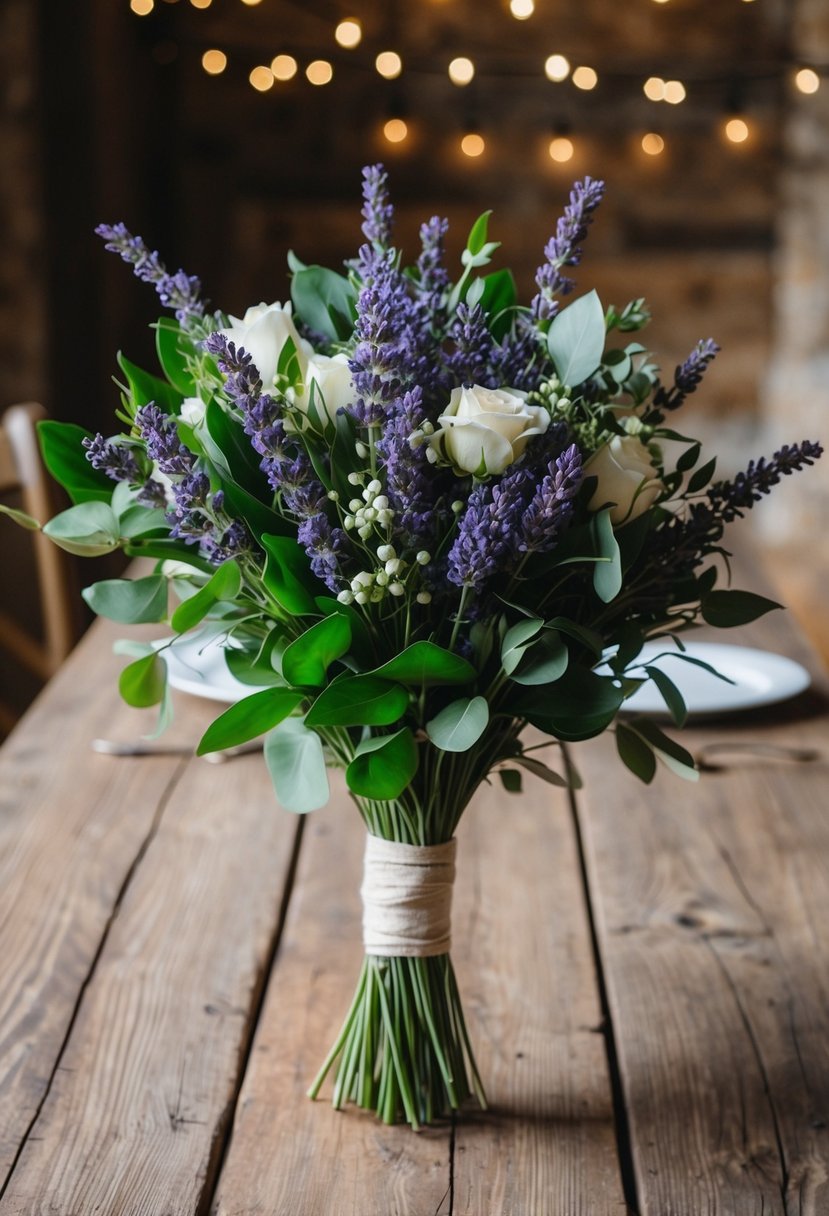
466, 210, 493, 256
224, 633, 287, 688
291, 266, 356, 343
170, 560, 242, 634
370, 641, 476, 687
631, 719, 698, 782
345, 727, 419, 800
261, 533, 319, 616
0, 503, 39, 530
591, 508, 622, 602
43, 501, 120, 556
197, 688, 304, 755
116, 505, 169, 539
305, 676, 409, 727
282, 613, 352, 688
700, 590, 781, 628
37, 420, 113, 504
82, 574, 168, 624
119, 651, 166, 708
547, 616, 604, 660
499, 768, 522, 793
155, 318, 197, 396
615, 722, 657, 783
117, 351, 183, 414
643, 664, 688, 727
547, 289, 605, 386
426, 696, 489, 753
501, 618, 543, 675
510, 629, 569, 686
518, 667, 628, 741
203, 399, 270, 496
512, 755, 571, 787
264, 718, 330, 813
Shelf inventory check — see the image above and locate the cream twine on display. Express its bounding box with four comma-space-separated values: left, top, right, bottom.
361, 835, 457, 958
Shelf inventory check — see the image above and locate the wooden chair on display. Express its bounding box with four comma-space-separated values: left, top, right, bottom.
0, 403, 78, 727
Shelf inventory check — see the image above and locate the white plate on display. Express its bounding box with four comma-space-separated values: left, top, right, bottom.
618, 641, 811, 718
161, 631, 270, 703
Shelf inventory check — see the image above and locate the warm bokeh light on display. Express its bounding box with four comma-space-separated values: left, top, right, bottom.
794, 67, 820, 95
249, 65, 274, 91
460, 133, 485, 158
189, 0, 212, 8
306, 59, 333, 86
641, 132, 665, 156
509, 0, 535, 18
663, 80, 686, 105
383, 118, 409, 144
724, 117, 750, 143
271, 54, 297, 81
240, 0, 263, 5
130, 0, 154, 13
448, 57, 475, 86
335, 19, 362, 49
375, 51, 403, 79
201, 48, 227, 75
548, 136, 574, 163
643, 76, 665, 101
572, 66, 598, 91
544, 54, 570, 82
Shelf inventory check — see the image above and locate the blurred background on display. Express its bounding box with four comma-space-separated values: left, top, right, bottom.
1, 0, 827, 729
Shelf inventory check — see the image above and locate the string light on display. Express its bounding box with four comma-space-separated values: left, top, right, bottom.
448, 57, 475, 86
335, 19, 362, 49
548, 136, 574, 162
544, 55, 570, 82
663, 79, 686, 104
375, 51, 403, 79
306, 59, 334, 86
130, 0, 154, 13
240, 0, 262, 5
271, 54, 297, 81
201, 48, 227, 75
643, 76, 665, 101
383, 118, 409, 144
460, 132, 485, 157
794, 67, 820, 94
249, 65, 274, 91
189, 0, 212, 8
572, 66, 598, 91
641, 132, 665, 156
724, 116, 750, 143
509, 0, 535, 18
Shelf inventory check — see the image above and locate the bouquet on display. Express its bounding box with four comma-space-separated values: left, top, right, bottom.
12, 165, 820, 1128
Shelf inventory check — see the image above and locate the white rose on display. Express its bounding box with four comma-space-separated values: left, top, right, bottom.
585, 435, 664, 524
295, 352, 355, 424
218, 301, 313, 389
430, 384, 550, 477
179, 396, 206, 427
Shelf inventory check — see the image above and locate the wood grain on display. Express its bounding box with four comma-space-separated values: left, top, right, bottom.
211, 783, 453, 1216
0, 746, 299, 1215
451, 773, 628, 1215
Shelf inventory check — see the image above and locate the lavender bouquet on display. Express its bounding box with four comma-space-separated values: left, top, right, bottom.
14, 166, 820, 1127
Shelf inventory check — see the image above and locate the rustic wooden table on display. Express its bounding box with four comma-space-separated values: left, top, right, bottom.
1, 598, 828, 1215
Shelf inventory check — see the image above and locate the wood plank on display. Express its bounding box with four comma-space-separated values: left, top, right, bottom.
451, 773, 628, 1215
0, 619, 188, 1186
211, 783, 453, 1216
574, 601, 829, 1213
0, 747, 300, 1215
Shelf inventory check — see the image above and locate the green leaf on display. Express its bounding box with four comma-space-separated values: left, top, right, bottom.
291, 265, 356, 343
519, 667, 628, 741
591, 508, 622, 602
370, 641, 476, 687
642, 665, 688, 727
501, 618, 543, 675
499, 768, 522, 793
305, 675, 409, 727
0, 502, 40, 530
282, 613, 352, 688
630, 719, 698, 781
510, 629, 569, 686
117, 351, 183, 415
203, 399, 272, 498
264, 718, 330, 813
686, 456, 717, 493
547, 616, 604, 660
219, 478, 292, 541
119, 651, 166, 708
261, 533, 319, 616
170, 560, 242, 633
197, 687, 304, 755
512, 754, 572, 788
466, 210, 493, 256
479, 268, 517, 340
346, 727, 419, 800
314, 595, 374, 666
426, 696, 489, 753
547, 289, 606, 386
224, 632, 288, 687
37, 420, 113, 504
82, 574, 168, 624
116, 505, 169, 539
615, 722, 657, 783
700, 590, 782, 628
676, 442, 701, 474
155, 319, 197, 396
43, 501, 121, 556
124, 537, 215, 572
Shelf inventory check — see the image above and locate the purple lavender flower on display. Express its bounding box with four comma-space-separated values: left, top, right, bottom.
446, 303, 498, 388
348, 250, 413, 428
377, 386, 449, 545
417, 216, 450, 301
492, 314, 548, 394
531, 177, 606, 321
297, 513, 348, 593
137, 478, 170, 509
95, 223, 204, 325
708, 440, 823, 522
135, 404, 194, 476
361, 164, 394, 250
168, 471, 212, 543
200, 520, 254, 565
519, 443, 583, 553
83, 433, 140, 483
447, 466, 535, 590
654, 339, 720, 412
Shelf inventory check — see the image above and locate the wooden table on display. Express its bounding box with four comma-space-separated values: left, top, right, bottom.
1, 599, 828, 1215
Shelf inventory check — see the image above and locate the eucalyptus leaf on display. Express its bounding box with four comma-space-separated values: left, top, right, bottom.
501, 618, 543, 675
119, 651, 166, 708
499, 769, 522, 793
701, 590, 782, 628
170, 560, 242, 634
82, 574, 169, 624
305, 675, 409, 727
547, 289, 605, 386
291, 266, 356, 343
43, 501, 121, 556
264, 718, 330, 812
345, 727, 419, 800
642, 665, 688, 727
282, 613, 352, 688
510, 629, 569, 686
197, 687, 304, 755
512, 755, 571, 787
631, 719, 698, 781
426, 696, 489, 753
616, 722, 657, 783
591, 508, 622, 602
0, 503, 40, 530
370, 641, 476, 688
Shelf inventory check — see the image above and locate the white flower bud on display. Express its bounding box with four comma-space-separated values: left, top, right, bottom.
354, 590, 368, 605
388, 582, 405, 596
425, 447, 438, 464
327, 489, 340, 502
452, 500, 464, 514
352, 570, 374, 588
344, 516, 355, 530
348, 498, 363, 512
358, 524, 373, 540
376, 509, 394, 526
367, 479, 382, 495
336, 589, 354, 604
416, 591, 432, 605
377, 544, 396, 561
347, 472, 363, 486
416, 550, 431, 565
373, 495, 389, 510
421, 420, 435, 435
370, 586, 385, 603
363, 507, 377, 522
355, 441, 368, 458
385, 558, 402, 575
375, 570, 389, 586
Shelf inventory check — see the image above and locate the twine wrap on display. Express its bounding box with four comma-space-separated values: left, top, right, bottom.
361, 835, 457, 958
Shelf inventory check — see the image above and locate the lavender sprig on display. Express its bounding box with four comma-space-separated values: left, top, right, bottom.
348, 250, 412, 429
448, 467, 535, 590
531, 177, 606, 321
83, 433, 140, 483
708, 440, 823, 523
95, 223, 204, 325
135, 404, 194, 476
653, 339, 720, 413
519, 443, 583, 553
447, 303, 498, 389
